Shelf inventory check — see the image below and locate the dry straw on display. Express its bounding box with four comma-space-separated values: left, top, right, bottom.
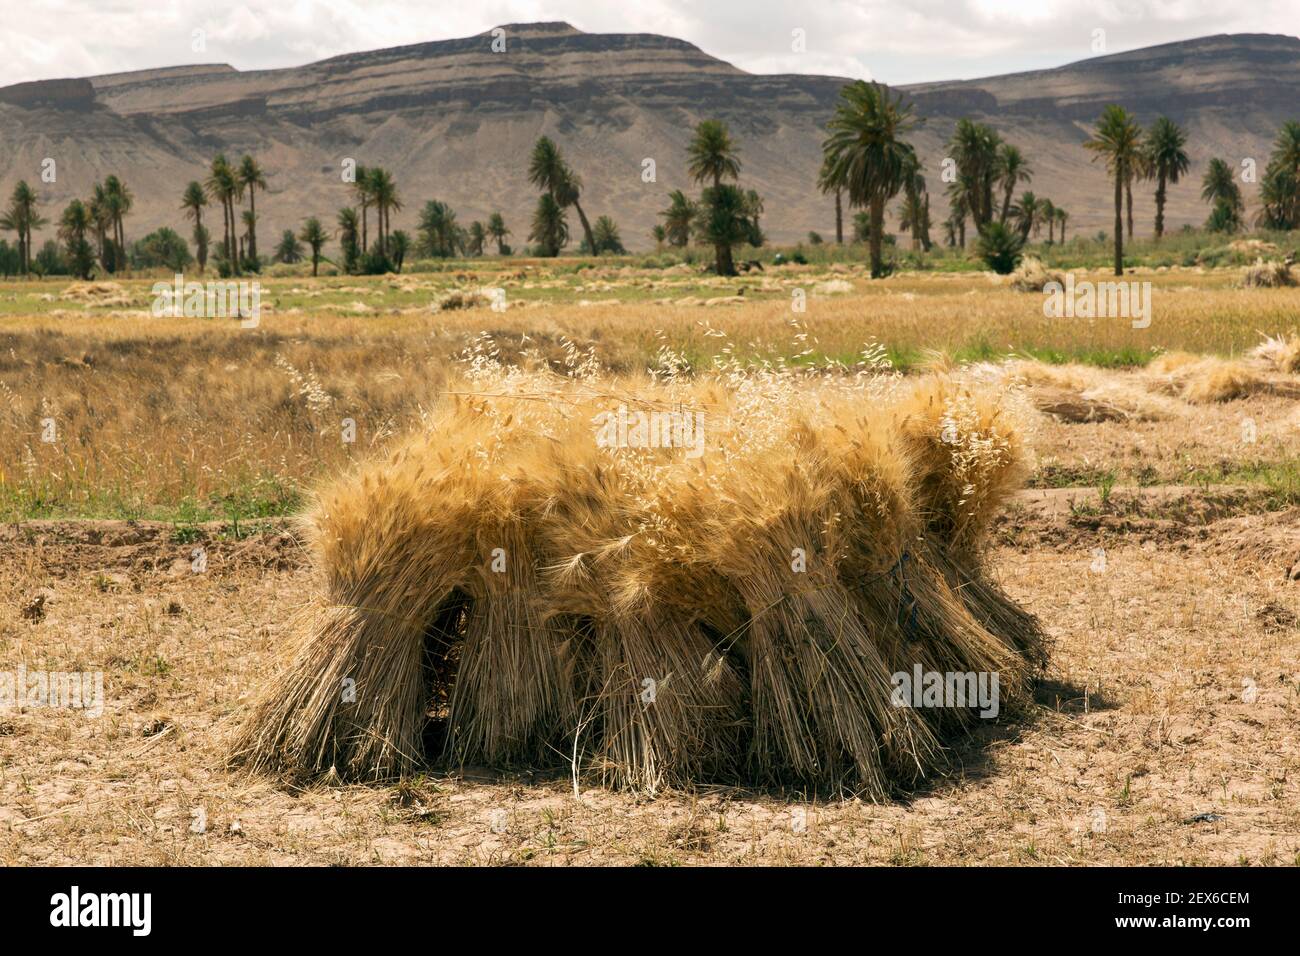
231, 341, 1047, 797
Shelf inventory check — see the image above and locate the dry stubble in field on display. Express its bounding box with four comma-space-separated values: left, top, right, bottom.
1, 526, 1297, 865
1, 268, 1298, 865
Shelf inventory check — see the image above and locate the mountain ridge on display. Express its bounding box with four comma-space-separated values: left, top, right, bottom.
2, 23, 1297, 251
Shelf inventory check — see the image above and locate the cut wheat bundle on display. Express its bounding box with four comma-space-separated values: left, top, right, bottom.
231, 357, 1044, 797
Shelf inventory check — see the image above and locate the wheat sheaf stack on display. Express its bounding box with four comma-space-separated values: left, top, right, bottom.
230, 352, 1046, 797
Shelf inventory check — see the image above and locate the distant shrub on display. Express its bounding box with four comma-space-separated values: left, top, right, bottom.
976, 223, 1025, 275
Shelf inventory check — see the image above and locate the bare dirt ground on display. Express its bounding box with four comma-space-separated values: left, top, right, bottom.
2, 488, 1297, 866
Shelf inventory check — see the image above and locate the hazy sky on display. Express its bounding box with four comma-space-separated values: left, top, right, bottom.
4, 0, 1299, 88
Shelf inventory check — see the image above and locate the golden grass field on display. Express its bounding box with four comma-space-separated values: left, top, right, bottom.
1, 259, 1298, 865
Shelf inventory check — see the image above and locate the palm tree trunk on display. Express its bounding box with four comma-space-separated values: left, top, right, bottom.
1125, 177, 1134, 240
714, 241, 735, 276
1047, 220, 1054, 244
1154, 171, 1167, 239
229, 199, 240, 276
834, 189, 843, 244
361, 204, 368, 255
869, 195, 885, 278
1113, 173, 1124, 277
572, 200, 596, 256
248, 187, 257, 262
958, 217, 965, 249
1000, 186, 1013, 226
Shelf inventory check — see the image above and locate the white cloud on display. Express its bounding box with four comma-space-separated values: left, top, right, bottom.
1, 0, 1297, 88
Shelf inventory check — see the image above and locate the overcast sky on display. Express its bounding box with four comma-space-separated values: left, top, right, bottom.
4, 0, 1299, 88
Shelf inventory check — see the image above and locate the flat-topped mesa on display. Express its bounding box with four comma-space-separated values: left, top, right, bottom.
0, 77, 95, 110
901, 32, 1300, 118
90, 63, 239, 90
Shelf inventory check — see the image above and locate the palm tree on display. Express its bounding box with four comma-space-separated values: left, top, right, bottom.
3, 181, 44, 276
591, 215, 625, 254
974, 221, 1025, 274
687, 120, 741, 190
352, 165, 372, 254
181, 181, 208, 273
1256, 160, 1298, 230
817, 154, 846, 244
1014, 191, 1039, 240
204, 155, 241, 275
948, 119, 1002, 229
102, 176, 132, 274
1275, 120, 1300, 186
417, 200, 461, 258
651, 224, 666, 250
298, 217, 327, 276
686, 120, 747, 274
240, 210, 256, 263
529, 192, 568, 257
88, 183, 112, 271
1085, 104, 1144, 276
390, 230, 410, 272
1201, 157, 1243, 232
274, 229, 302, 264
1144, 116, 1190, 240
1040, 199, 1057, 243
1126, 148, 1149, 241
1055, 207, 1068, 243
1200, 157, 1239, 207
823, 82, 918, 279
945, 186, 969, 248
369, 167, 401, 256
467, 221, 486, 257
486, 212, 510, 255
1258, 121, 1300, 229
692, 184, 750, 275
941, 216, 957, 248
336, 207, 360, 272
237, 155, 266, 264
58, 199, 95, 279
995, 143, 1032, 226
897, 153, 929, 251
742, 189, 766, 247
528, 136, 596, 255
660, 190, 694, 248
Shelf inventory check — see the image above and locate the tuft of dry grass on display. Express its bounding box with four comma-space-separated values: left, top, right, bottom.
1251, 332, 1300, 374
1009, 257, 1065, 293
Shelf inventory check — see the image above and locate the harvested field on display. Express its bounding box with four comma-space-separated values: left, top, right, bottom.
2, 261, 1298, 866
2, 500, 1297, 865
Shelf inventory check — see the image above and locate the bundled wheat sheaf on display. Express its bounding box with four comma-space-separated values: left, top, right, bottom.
230, 338, 1047, 796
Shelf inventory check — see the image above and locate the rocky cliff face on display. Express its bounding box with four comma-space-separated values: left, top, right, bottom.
0, 78, 95, 110
1, 22, 1297, 251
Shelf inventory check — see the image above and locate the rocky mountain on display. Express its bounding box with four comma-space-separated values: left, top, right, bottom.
1, 21, 1297, 252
